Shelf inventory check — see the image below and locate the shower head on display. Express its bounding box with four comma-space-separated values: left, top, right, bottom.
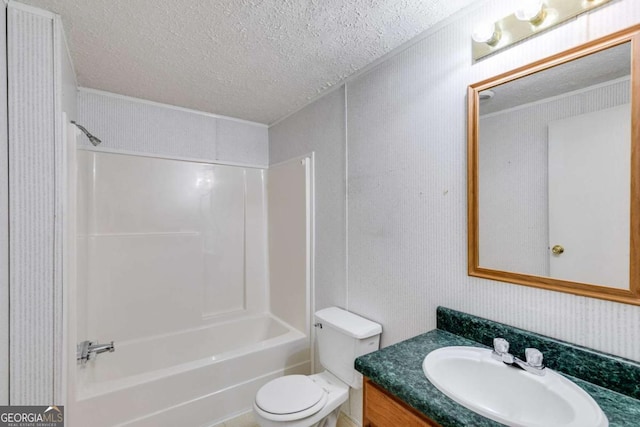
71, 121, 102, 146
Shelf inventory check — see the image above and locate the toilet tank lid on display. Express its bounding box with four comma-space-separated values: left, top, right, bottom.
315, 307, 382, 339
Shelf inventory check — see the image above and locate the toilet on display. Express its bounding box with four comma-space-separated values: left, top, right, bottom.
253, 307, 382, 427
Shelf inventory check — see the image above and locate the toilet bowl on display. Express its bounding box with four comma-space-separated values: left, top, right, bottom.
253, 372, 348, 427
253, 307, 382, 427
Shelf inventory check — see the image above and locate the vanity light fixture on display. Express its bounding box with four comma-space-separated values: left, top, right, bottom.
472, 0, 613, 61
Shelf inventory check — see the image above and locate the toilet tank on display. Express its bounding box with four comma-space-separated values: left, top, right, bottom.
314, 307, 382, 389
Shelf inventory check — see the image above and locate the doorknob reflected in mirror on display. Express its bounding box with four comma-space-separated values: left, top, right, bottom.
551, 245, 565, 256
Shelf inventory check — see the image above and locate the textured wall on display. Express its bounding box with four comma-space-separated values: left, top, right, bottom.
7, 3, 76, 405
7, 5, 56, 405
53, 14, 76, 404
269, 88, 347, 313
347, 0, 640, 359
0, 4, 8, 406
348, 0, 640, 359
217, 119, 269, 166
273, 0, 640, 364
479, 79, 630, 276
77, 89, 269, 166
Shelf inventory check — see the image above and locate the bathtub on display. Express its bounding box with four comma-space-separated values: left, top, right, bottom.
70, 314, 310, 427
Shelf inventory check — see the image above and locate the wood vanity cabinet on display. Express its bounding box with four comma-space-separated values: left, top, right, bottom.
363, 378, 441, 427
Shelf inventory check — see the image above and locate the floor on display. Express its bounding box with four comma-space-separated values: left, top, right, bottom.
216, 411, 358, 427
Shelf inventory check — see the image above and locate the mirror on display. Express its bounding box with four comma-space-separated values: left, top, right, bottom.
468, 24, 640, 305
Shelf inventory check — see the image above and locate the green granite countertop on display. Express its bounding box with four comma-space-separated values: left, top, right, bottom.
355, 310, 640, 427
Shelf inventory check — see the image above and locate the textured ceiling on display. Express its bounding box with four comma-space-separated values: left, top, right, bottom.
19, 0, 477, 124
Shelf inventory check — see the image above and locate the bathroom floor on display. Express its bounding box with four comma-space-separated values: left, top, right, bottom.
216, 411, 358, 427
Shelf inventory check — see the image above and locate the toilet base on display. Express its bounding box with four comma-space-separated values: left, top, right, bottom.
314, 407, 339, 427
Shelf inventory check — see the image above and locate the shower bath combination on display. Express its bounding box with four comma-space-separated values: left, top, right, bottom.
69, 151, 313, 426
71, 120, 102, 146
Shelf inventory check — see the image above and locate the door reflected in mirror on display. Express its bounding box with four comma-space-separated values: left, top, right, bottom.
468, 25, 640, 305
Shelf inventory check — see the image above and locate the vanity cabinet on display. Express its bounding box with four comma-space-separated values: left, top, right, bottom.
363, 378, 441, 427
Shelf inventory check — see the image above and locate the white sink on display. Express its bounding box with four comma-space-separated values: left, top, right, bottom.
422, 346, 608, 427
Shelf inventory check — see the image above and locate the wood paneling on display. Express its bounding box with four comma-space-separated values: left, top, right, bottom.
363, 378, 440, 427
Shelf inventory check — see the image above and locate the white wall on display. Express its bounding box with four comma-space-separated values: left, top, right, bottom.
8, 4, 56, 404
56, 16, 78, 404
268, 157, 310, 333
479, 79, 630, 276
60, 32, 77, 122
0, 3, 8, 407
77, 89, 269, 166
270, 0, 640, 366
270, 88, 347, 313
7, 3, 76, 405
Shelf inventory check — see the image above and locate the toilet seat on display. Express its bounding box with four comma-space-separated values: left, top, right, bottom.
254, 375, 328, 422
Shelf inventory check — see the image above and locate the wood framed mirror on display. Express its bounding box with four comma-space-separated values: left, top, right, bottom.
468, 24, 640, 305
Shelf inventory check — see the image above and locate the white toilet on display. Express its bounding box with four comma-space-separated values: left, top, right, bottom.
253, 307, 382, 427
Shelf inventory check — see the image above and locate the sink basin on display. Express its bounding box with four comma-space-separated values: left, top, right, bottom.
422, 346, 608, 427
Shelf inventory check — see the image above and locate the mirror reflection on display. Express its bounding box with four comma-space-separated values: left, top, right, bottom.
476, 42, 632, 289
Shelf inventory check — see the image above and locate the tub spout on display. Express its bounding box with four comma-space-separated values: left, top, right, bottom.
77, 340, 115, 364
90, 341, 115, 354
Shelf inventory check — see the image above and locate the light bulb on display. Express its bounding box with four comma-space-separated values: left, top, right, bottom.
472, 22, 501, 46
515, 0, 547, 25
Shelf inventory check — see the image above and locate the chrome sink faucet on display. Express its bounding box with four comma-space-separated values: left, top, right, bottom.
492, 338, 546, 376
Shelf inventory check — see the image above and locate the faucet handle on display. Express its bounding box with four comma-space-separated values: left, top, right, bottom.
493, 338, 510, 354
525, 348, 544, 367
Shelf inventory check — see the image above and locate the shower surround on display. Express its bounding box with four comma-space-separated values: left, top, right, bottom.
70, 150, 311, 426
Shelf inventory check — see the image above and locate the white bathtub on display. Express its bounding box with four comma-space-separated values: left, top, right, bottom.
71, 314, 310, 427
